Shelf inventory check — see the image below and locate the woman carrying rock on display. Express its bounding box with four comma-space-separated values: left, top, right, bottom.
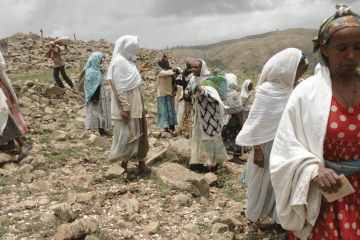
221, 73, 245, 164
0, 51, 31, 160
185, 61, 228, 170
236, 48, 308, 224
45, 37, 75, 89
271, 5, 360, 240
83, 52, 111, 136
155, 55, 178, 132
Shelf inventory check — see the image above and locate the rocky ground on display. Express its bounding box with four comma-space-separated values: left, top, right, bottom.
0, 33, 288, 240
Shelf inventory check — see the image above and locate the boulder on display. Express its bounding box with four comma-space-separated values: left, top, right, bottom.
40, 213, 57, 224
183, 223, 200, 235
203, 172, 217, 185
104, 164, 125, 180
156, 163, 209, 198
54, 217, 99, 240
27, 181, 52, 192
143, 221, 159, 234
166, 138, 191, 164
49, 202, 77, 223
18, 96, 32, 107
211, 222, 229, 234
0, 153, 16, 164
46, 86, 65, 96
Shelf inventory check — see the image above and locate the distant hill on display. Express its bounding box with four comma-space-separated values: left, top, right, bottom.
166, 28, 319, 73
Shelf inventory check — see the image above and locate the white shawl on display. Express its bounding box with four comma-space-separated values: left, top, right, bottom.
0, 88, 9, 135
236, 48, 302, 146
0, 51, 18, 105
106, 35, 142, 92
270, 66, 334, 240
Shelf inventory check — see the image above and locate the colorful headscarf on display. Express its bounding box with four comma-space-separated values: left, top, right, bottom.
313, 5, 360, 53
84, 52, 103, 106
192, 67, 227, 100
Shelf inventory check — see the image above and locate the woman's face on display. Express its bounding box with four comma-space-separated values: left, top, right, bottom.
322, 27, 360, 77
191, 62, 201, 77
295, 61, 308, 82
163, 56, 169, 65
248, 82, 253, 91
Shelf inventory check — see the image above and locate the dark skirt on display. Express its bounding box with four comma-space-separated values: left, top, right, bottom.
0, 113, 22, 145
221, 119, 242, 157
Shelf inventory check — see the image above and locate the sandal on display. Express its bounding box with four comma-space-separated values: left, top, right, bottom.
18, 144, 32, 161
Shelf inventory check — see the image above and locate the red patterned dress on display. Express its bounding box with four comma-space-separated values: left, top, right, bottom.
289, 96, 360, 239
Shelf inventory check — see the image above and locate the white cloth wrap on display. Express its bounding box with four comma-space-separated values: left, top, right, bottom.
236, 48, 302, 146
106, 35, 142, 92
0, 88, 9, 135
0, 51, 18, 105
270, 66, 334, 240
225, 73, 238, 89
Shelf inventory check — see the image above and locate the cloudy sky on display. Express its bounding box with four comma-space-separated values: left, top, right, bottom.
1, 0, 360, 49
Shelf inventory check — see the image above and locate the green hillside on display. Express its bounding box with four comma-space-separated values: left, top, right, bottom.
166, 28, 319, 73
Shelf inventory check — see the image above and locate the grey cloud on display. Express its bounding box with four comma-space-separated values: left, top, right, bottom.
149, 0, 279, 17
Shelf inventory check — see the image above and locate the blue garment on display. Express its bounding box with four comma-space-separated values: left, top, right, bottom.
325, 159, 360, 176
84, 52, 103, 106
240, 169, 247, 187
157, 96, 178, 128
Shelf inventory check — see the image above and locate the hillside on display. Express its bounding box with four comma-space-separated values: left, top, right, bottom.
167, 28, 319, 73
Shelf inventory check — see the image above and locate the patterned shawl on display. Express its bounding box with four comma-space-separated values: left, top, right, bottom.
84, 52, 103, 106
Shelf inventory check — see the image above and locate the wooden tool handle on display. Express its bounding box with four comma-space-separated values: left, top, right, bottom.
109, 80, 123, 112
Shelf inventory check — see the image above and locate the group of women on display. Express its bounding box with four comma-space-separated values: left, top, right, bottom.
0, 4, 359, 239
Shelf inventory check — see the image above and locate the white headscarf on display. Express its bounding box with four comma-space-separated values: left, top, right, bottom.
236, 48, 302, 146
106, 35, 141, 92
240, 79, 252, 103
191, 59, 210, 84
0, 51, 18, 105
225, 73, 238, 90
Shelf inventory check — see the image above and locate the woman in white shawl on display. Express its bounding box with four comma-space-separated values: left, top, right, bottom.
271, 5, 360, 240
106, 35, 152, 175
235, 48, 308, 224
239, 79, 254, 123
185, 60, 228, 169
221, 73, 244, 164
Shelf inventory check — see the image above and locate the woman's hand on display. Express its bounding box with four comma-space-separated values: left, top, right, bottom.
195, 85, 203, 93
253, 145, 264, 168
122, 111, 130, 122
140, 61, 153, 73
313, 166, 342, 194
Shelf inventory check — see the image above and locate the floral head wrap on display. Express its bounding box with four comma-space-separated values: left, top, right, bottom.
313, 4, 360, 53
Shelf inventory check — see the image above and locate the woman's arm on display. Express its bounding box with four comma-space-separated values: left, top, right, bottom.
253, 145, 264, 168
234, 113, 243, 126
